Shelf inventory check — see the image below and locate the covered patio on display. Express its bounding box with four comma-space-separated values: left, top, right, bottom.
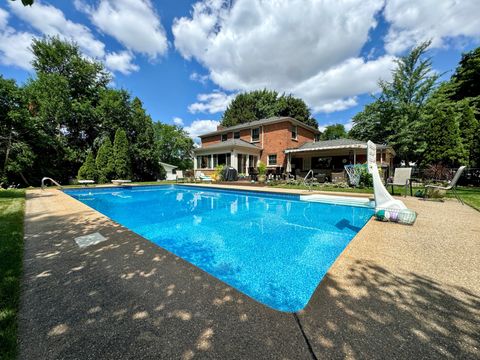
285, 139, 395, 182
193, 139, 261, 176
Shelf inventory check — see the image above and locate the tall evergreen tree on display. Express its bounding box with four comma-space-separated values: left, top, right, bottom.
95, 137, 114, 183
129, 97, 160, 181
422, 96, 466, 166
113, 128, 131, 179
350, 41, 438, 161
77, 151, 96, 180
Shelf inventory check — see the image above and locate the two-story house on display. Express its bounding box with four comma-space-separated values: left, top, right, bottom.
193, 116, 395, 179
193, 117, 319, 175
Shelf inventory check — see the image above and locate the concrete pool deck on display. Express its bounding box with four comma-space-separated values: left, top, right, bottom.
20, 186, 480, 359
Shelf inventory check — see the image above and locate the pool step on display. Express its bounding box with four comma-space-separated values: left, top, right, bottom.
300, 194, 375, 208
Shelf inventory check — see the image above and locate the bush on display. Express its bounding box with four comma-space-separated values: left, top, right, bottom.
95, 138, 114, 183
113, 128, 131, 179
258, 161, 267, 176
78, 152, 96, 180
213, 165, 224, 181
358, 166, 373, 187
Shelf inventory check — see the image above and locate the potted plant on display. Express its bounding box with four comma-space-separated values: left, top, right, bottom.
257, 161, 267, 183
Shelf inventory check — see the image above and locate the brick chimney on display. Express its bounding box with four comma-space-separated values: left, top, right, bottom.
216, 125, 225, 131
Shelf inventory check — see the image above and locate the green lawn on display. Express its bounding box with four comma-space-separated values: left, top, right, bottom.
271, 183, 480, 211
0, 190, 25, 360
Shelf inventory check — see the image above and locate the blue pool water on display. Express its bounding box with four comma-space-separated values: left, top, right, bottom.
65, 185, 373, 312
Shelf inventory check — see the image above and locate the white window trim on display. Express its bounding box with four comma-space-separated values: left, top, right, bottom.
291, 125, 298, 140
251, 127, 260, 142
268, 154, 277, 166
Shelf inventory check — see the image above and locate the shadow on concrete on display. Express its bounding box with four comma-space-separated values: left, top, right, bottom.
19, 211, 312, 360
299, 260, 480, 359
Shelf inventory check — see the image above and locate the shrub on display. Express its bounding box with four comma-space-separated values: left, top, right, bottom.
95, 138, 114, 183
77, 152, 96, 180
213, 165, 224, 181
113, 128, 131, 179
258, 161, 267, 176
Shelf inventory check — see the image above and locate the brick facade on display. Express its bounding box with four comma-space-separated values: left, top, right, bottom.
198, 119, 317, 168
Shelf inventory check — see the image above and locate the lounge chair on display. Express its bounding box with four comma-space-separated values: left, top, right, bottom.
111, 179, 131, 186
425, 166, 466, 204
195, 171, 212, 183
78, 179, 95, 187
387, 167, 412, 197
176, 170, 185, 183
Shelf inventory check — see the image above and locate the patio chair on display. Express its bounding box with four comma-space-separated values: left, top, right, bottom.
424, 166, 466, 204
387, 167, 412, 197
176, 170, 185, 183
195, 171, 213, 183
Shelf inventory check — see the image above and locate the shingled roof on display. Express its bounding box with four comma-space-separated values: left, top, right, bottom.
199, 116, 320, 137
193, 139, 261, 153
285, 138, 390, 153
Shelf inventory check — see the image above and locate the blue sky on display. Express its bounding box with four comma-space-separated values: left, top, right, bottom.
1, 0, 479, 141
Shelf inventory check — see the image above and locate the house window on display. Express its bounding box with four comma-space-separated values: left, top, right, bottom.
251, 127, 260, 142
268, 154, 277, 166
213, 153, 231, 166
233, 131, 240, 139
197, 155, 211, 169
291, 125, 297, 140
221, 133, 228, 142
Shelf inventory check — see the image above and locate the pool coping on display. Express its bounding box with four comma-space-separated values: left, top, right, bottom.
20, 187, 480, 359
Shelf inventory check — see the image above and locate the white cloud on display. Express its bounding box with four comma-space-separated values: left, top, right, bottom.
173, 0, 387, 112
9, 1, 105, 58
190, 72, 209, 85
188, 91, 235, 114
173, 0, 480, 114
75, 0, 167, 59
104, 51, 139, 75
0, 7, 35, 69
173, 117, 184, 126
344, 119, 354, 132
384, 0, 480, 54
184, 119, 220, 142
293, 55, 396, 113
0, 7, 8, 29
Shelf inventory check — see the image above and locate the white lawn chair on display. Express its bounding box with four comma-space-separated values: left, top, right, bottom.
195, 171, 212, 183
425, 166, 466, 204
176, 170, 185, 183
387, 167, 412, 197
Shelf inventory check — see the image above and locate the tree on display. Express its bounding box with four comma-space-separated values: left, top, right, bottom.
12, 0, 34, 6
0, 76, 34, 185
321, 124, 347, 140
95, 137, 114, 183
350, 41, 438, 162
113, 128, 131, 179
129, 97, 160, 180
450, 47, 480, 102
421, 95, 466, 166
154, 123, 194, 170
77, 151, 96, 180
221, 89, 317, 128
456, 100, 479, 166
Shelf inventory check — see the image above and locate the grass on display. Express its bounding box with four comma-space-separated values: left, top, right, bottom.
271, 183, 480, 211
0, 190, 25, 360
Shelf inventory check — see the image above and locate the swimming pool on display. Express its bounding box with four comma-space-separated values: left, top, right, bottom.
65, 185, 373, 312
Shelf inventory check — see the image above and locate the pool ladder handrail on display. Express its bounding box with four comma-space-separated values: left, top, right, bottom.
41, 177, 63, 190
303, 169, 315, 192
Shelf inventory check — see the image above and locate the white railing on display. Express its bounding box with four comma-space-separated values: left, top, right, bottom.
41, 177, 63, 190
303, 169, 315, 192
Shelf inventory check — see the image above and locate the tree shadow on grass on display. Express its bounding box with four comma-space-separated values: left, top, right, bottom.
300, 260, 480, 359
